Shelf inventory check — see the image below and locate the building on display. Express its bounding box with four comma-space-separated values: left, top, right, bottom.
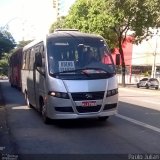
113, 28, 160, 84
52, 0, 76, 21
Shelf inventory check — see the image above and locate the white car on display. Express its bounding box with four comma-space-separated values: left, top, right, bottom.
137, 78, 159, 90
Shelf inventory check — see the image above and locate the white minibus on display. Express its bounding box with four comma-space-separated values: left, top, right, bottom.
21, 30, 119, 123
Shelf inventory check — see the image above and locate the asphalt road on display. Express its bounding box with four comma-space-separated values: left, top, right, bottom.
0, 80, 160, 160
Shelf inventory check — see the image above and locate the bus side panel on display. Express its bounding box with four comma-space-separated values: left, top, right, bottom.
21, 69, 37, 107
21, 70, 28, 94
27, 70, 36, 107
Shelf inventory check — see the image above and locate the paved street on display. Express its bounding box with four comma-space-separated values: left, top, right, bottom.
0, 80, 160, 160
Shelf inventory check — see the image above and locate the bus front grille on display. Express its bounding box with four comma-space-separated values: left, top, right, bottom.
71, 91, 104, 101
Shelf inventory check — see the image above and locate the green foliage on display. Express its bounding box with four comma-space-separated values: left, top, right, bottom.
16, 40, 33, 48
64, 0, 117, 48
65, 0, 160, 47
143, 71, 151, 77
0, 28, 16, 59
105, 0, 160, 44
0, 53, 9, 76
49, 16, 67, 33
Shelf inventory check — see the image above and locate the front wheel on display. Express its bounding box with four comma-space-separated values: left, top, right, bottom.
98, 116, 109, 121
40, 99, 51, 124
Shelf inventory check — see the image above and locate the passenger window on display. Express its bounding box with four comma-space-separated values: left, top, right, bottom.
29, 48, 35, 70
25, 49, 31, 70
35, 43, 45, 73
22, 51, 27, 69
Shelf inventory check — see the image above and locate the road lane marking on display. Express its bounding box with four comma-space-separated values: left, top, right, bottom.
119, 99, 160, 112
119, 88, 160, 96
140, 99, 160, 105
120, 97, 160, 105
116, 114, 160, 133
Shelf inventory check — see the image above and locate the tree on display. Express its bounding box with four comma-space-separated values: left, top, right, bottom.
16, 40, 32, 48
64, 0, 160, 86
9, 40, 32, 59
65, 0, 117, 48
0, 53, 10, 76
0, 28, 16, 59
102, 0, 160, 86
49, 16, 67, 33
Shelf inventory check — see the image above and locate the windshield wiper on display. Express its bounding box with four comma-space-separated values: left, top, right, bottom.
83, 67, 108, 72
52, 68, 90, 77
52, 67, 113, 76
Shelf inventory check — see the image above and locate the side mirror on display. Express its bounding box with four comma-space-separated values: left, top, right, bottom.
116, 54, 120, 65
35, 52, 42, 67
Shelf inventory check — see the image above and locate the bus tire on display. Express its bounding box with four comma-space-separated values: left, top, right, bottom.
98, 116, 109, 121
40, 98, 51, 124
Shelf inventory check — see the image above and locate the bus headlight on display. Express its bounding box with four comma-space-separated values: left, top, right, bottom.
106, 88, 118, 97
48, 91, 69, 99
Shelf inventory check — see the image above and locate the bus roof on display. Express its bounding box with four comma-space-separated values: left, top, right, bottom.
23, 30, 104, 51
10, 47, 23, 57
48, 30, 103, 41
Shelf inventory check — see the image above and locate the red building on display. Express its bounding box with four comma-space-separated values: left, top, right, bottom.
112, 35, 134, 75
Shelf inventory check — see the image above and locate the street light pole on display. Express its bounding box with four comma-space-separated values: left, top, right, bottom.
151, 34, 158, 78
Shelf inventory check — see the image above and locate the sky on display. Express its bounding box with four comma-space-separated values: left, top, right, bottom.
0, 0, 75, 43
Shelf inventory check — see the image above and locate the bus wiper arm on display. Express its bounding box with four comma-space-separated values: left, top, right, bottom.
82, 67, 109, 73
52, 68, 112, 76
53, 69, 90, 76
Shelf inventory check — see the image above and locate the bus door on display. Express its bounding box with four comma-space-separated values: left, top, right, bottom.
27, 48, 36, 107
34, 44, 46, 110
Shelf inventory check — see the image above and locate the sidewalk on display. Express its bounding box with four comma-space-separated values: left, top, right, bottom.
0, 82, 15, 154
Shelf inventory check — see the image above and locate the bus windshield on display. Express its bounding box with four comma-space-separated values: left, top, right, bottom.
47, 37, 115, 78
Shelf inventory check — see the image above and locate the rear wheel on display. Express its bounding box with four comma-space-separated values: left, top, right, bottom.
98, 116, 109, 121
155, 87, 158, 90
137, 84, 139, 88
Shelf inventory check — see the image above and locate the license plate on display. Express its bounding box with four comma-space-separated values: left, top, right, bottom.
82, 101, 96, 107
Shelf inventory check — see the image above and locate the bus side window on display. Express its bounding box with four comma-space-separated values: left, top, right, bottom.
25, 49, 31, 70
35, 43, 45, 74
29, 48, 35, 70
22, 50, 30, 70
22, 51, 27, 69
40, 44, 45, 68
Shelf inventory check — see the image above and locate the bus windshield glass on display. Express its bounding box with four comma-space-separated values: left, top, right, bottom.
47, 37, 115, 78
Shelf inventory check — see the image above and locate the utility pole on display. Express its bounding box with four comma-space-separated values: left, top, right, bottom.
151, 34, 158, 78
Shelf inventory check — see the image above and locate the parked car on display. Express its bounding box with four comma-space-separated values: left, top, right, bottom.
137, 78, 159, 90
